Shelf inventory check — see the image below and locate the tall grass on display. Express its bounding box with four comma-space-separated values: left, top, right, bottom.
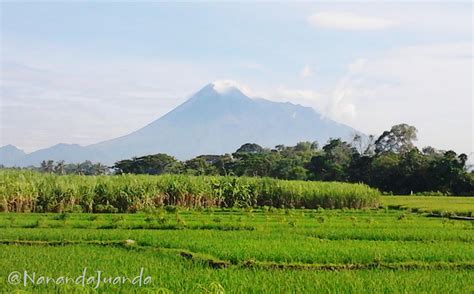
0, 170, 379, 212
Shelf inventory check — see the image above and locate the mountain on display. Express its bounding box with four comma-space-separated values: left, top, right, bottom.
90, 83, 360, 161
1, 82, 362, 167
13, 143, 110, 167
0, 144, 26, 166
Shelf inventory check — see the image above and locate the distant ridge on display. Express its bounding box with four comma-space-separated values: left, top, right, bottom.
1, 82, 362, 167
0, 144, 26, 166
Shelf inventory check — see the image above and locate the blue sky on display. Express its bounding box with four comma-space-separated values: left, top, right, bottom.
1, 1, 472, 156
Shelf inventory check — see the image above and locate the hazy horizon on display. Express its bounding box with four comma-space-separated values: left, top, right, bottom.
1, 2, 472, 156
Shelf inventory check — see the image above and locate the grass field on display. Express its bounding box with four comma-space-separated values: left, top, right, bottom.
1, 203, 473, 293
381, 196, 474, 216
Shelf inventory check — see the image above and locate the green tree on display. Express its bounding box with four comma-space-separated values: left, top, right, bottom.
230, 152, 278, 177
294, 141, 317, 152
114, 153, 181, 175
235, 143, 264, 154
185, 155, 219, 175
40, 160, 55, 173
53, 160, 66, 175
375, 124, 417, 154
428, 151, 472, 194
306, 139, 356, 181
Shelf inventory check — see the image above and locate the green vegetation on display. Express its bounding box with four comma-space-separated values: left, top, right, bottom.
0, 207, 473, 293
0, 170, 380, 213
2, 120, 473, 293
109, 128, 474, 196
381, 196, 474, 216
7, 124, 473, 196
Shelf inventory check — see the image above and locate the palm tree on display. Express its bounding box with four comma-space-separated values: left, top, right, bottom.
40, 160, 55, 173
54, 160, 66, 175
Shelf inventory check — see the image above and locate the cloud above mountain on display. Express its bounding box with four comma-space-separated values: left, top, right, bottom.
329, 42, 473, 153
1, 2, 472, 156
211, 80, 253, 96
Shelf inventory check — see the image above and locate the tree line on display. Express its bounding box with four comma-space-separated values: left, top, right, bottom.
112, 124, 473, 195
9, 123, 472, 195
33, 160, 108, 176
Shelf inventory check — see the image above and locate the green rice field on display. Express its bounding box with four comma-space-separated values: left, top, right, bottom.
1, 200, 473, 293
381, 195, 474, 216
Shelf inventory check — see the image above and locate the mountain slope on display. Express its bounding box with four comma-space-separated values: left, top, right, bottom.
2, 83, 362, 166
14, 143, 110, 167
0, 144, 26, 166
90, 83, 359, 161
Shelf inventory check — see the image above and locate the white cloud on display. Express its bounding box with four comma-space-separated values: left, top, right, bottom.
307, 11, 398, 30
0, 60, 212, 152
300, 65, 313, 78
250, 86, 346, 121
211, 80, 253, 95
330, 42, 473, 154
272, 87, 324, 108
328, 88, 357, 121
4, 42, 471, 156
265, 82, 358, 123
253, 42, 473, 155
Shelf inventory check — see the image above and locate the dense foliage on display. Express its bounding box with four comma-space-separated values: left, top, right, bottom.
8, 124, 473, 195
0, 170, 379, 212
112, 124, 473, 195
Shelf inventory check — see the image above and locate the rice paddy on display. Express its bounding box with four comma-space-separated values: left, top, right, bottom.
1, 171, 472, 292
381, 195, 474, 216
0, 203, 473, 293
